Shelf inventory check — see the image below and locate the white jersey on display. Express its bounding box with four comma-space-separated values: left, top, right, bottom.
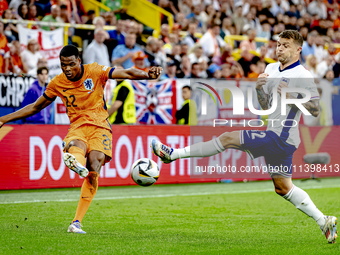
263, 61, 319, 148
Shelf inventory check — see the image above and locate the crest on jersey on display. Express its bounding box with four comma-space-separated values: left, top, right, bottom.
280, 77, 290, 85
83, 78, 94, 90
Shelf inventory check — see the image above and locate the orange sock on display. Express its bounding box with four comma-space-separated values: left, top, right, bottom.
73, 172, 99, 223
68, 146, 86, 166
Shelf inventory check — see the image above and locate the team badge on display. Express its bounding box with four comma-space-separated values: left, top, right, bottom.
83, 78, 94, 90
280, 77, 290, 85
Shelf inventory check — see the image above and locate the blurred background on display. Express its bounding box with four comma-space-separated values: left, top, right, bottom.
1, 0, 340, 189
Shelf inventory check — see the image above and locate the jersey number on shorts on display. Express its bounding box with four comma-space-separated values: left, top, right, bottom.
64, 95, 77, 107
103, 134, 112, 150
251, 131, 266, 140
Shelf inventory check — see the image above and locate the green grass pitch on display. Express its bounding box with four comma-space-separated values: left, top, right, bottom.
0, 178, 339, 254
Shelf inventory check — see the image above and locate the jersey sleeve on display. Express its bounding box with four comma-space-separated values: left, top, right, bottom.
43, 78, 57, 101
92, 62, 115, 86
298, 72, 320, 100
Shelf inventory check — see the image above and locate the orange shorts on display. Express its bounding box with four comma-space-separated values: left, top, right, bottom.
62, 124, 112, 163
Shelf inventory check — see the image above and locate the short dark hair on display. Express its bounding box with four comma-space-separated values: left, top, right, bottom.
182, 85, 192, 91
60, 4, 67, 10
37, 66, 49, 75
59, 45, 79, 59
278, 30, 303, 46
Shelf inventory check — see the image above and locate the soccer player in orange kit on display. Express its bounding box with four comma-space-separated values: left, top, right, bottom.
0, 45, 162, 233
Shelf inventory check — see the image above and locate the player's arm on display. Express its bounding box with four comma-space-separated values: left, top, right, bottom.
278, 83, 320, 117
110, 66, 163, 80
108, 100, 123, 117
255, 73, 269, 110
0, 95, 53, 128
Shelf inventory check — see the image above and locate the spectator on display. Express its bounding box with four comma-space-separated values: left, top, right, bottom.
318, 70, 336, 124
221, 63, 230, 78
27, 57, 48, 77
145, 36, 160, 66
17, 3, 28, 20
238, 47, 253, 77
9, 40, 27, 74
176, 85, 197, 125
314, 36, 328, 63
171, 44, 182, 62
182, 22, 199, 49
84, 28, 111, 66
108, 19, 125, 45
190, 62, 201, 78
176, 12, 189, 30
177, 55, 191, 78
172, 23, 182, 39
188, 44, 209, 64
317, 55, 333, 78
21, 39, 43, 73
86, 16, 109, 43
199, 4, 215, 32
220, 17, 232, 39
28, 4, 41, 29
207, 63, 222, 79
2, 9, 18, 41
239, 29, 257, 51
159, 24, 170, 43
21, 67, 53, 124
199, 23, 226, 59
0, 21, 10, 74
132, 51, 149, 72
180, 41, 189, 57
107, 67, 136, 124
41, 5, 64, 31
304, 55, 318, 78
160, 59, 177, 79
307, 0, 327, 20
301, 33, 317, 62
232, 2, 246, 35
112, 33, 146, 69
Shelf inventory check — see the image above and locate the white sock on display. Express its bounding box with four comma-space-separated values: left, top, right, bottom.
283, 185, 325, 229
170, 138, 225, 160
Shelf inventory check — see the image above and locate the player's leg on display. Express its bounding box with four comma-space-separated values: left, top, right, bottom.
151, 131, 242, 163
68, 126, 112, 234
271, 172, 337, 243
68, 150, 105, 234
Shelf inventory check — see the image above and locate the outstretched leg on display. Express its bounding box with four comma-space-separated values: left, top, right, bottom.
151, 131, 242, 163
273, 175, 338, 243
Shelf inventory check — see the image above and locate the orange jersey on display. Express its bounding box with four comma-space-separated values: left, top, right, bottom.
44, 62, 114, 131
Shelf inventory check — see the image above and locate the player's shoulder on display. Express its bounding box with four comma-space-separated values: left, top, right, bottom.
48, 72, 65, 86
296, 65, 314, 79
265, 62, 280, 72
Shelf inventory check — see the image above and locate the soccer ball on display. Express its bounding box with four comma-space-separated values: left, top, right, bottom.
131, 158, 160, 186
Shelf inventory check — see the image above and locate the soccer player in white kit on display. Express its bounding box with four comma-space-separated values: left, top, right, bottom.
151, 30, 338, 243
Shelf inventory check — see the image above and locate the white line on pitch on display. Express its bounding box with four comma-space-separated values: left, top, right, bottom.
0, 184, 339, 205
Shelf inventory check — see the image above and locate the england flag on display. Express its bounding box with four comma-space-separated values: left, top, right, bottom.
132, 79, 174, 124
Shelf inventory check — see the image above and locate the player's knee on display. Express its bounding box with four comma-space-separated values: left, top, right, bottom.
87, 155, 105, 173
274, 185, 291, 196
219, 132, 236, 148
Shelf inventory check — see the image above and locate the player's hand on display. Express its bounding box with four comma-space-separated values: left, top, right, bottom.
277, 81, 289, 98
256, 73, 269, 89
148, 66, 163, 79
0, 120, 4, 129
